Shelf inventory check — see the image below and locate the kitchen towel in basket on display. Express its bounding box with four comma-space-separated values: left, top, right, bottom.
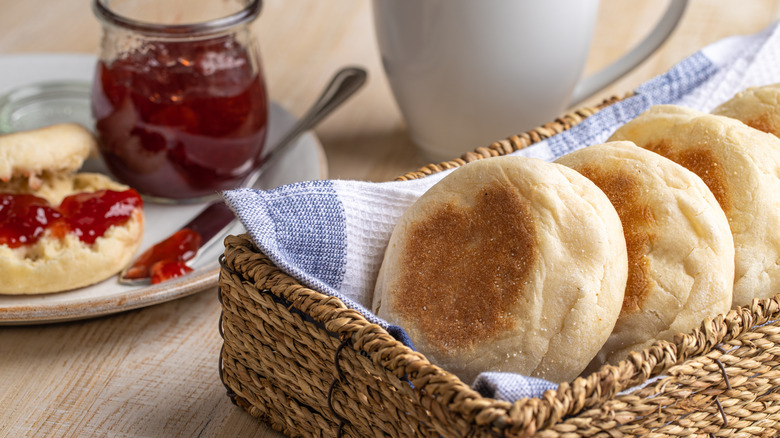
222, 22, 780, 402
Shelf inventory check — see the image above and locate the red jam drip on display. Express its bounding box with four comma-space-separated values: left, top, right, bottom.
122, 228, 202, 282
92, 35, 268, 200
0, 194, 62, 248
0, 190, 142, 248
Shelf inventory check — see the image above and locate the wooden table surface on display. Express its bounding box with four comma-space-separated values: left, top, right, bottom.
1, 1, 779, 436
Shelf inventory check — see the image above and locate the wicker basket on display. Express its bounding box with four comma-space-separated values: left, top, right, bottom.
217, 96, 780, 437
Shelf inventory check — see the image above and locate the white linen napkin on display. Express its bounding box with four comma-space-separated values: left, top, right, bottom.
222, 21, 780, 402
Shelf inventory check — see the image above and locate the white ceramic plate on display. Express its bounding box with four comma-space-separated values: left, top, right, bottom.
0, 54, 327, 324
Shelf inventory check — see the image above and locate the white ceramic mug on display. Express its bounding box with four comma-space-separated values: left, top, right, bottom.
373, 0, 688, 161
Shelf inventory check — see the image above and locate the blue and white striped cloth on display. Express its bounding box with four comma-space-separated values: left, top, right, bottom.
222, 22, 780, 402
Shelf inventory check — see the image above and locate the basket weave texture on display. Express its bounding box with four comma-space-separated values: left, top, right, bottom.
218, 97, 780, 437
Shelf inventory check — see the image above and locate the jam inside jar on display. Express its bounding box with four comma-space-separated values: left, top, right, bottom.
91, 0, 267, 202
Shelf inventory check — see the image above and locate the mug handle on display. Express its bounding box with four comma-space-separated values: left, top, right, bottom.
569, 0, 689, 105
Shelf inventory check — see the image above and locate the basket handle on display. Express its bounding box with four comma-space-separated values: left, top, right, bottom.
569, 0, 688, 105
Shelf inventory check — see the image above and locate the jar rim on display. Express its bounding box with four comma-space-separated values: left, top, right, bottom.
92, 0, 262, 36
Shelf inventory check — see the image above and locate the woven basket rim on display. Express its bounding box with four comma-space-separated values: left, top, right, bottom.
220, 94, 780, 435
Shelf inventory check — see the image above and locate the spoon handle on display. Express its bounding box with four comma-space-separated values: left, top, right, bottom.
243, 66, 368, 188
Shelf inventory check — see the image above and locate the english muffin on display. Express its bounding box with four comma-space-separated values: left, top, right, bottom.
0, 125, 144, 295
609, 104, 780, 307
712, 83, 780, 137
556, 141, 734, 366
372, 156, 628, 384
0, 123, 95, 188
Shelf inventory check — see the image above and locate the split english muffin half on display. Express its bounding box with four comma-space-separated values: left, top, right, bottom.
0, 123, 96, 188
0, 123, 145, 295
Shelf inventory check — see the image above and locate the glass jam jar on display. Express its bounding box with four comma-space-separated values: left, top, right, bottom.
91, 0, 268, 203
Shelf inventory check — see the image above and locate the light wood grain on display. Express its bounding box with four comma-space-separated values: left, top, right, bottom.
1, 1, 779, 436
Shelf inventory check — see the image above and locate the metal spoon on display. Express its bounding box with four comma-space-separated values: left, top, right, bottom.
119, 66, 368, 285
244, 66, 367, 188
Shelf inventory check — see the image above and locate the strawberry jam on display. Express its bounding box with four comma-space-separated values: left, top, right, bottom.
0, 194, 62, 248
0, 189, 142, 247
59, 189, 143, 245
91, 34, 268, 201
121, 228, 201, 282
150, 260, 195, 285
